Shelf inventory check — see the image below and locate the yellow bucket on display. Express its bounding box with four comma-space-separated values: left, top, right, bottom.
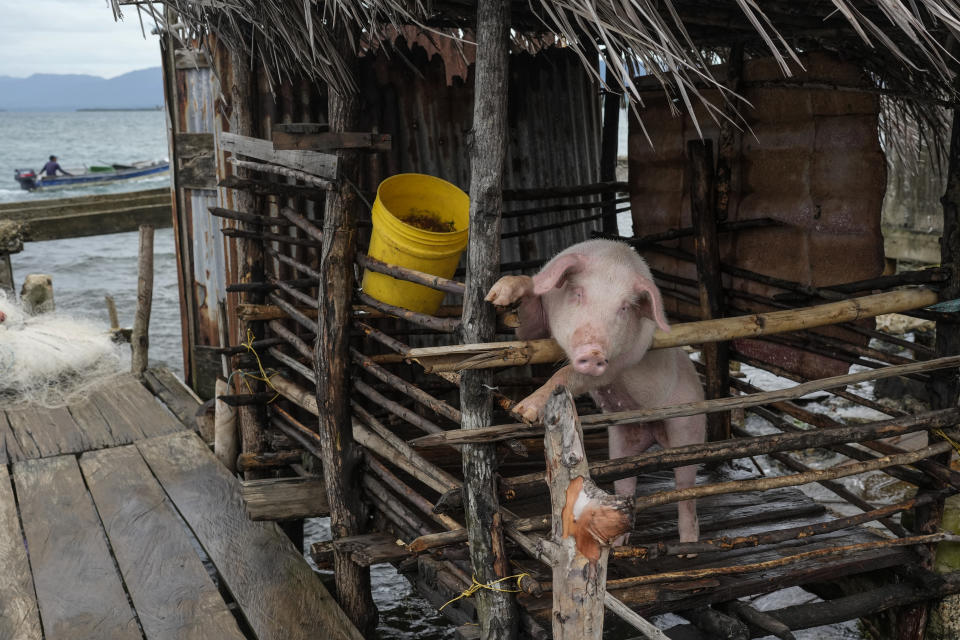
362, 173, 470, 315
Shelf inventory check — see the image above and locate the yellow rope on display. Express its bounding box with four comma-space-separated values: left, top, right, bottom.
237, 328, 280, 402
934, 428, 960, 458
439, 573, 530, 611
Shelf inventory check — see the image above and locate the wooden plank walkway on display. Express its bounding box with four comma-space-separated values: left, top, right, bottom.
0, 369, 361, 640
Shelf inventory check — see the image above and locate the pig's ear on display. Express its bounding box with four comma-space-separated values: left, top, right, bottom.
532, 253, 587, 296
633, 277, 670, 332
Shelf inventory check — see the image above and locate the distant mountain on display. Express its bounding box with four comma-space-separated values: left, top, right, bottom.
0, 68, 164, 111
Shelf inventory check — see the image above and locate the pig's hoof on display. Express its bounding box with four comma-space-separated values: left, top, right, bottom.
678, 552, 698, 559
485, 276, 530, 307
513, 401, 542, 423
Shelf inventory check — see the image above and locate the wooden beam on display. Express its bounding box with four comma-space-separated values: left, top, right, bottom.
219, 131, 338, 179
241, 477, 329, 521
405, 287, 941, 372
272, 131, 392, 152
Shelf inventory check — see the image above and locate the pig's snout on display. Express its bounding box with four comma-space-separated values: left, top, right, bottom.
572, 344, 608, 376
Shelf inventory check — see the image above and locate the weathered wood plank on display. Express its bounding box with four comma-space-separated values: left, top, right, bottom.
4, 406, 88, 459
0, 464, 43, 640
219, 132, 338, 179
137, 431, 364, 640
0, 411, 22, 464
142, 366, 202, 428
272, 131, 391, 152
66, 395, 134, 449
89, 386, 151, 441
80, 445, 245, 640
310, 532, 411, 568
1, 410, 41, 462
14, 455, 139, 640
241, 476, 329, 521
113, 376, 185, 436
174, 49, 209, 69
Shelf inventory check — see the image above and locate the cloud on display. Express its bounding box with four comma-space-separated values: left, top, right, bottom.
0, 0, 160, 78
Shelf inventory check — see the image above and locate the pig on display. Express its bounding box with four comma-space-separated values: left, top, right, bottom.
485, 239, 705, 543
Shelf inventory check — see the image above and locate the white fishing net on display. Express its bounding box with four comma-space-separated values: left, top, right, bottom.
0, 291, 126, 407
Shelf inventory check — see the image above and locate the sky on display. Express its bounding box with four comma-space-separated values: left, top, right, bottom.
0, 0, 161, 78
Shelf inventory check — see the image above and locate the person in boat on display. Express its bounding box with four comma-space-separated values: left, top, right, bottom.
39, 156, 72, 178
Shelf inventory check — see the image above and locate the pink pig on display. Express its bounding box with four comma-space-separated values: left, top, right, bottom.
485, 239, 704, 543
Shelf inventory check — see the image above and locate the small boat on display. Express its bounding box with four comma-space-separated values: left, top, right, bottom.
14, 160, 169, 191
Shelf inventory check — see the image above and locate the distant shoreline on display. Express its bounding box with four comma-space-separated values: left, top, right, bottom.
76, 107, 163, 112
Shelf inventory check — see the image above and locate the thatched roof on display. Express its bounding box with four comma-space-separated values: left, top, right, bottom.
116, 0, 960, 151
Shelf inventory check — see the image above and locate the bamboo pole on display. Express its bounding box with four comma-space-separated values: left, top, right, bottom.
356, 253, 465, 295
351, 349, 461, 424
615, 492, 943, 561
409, 354, 960, 447
406, 287, 941, 372
131, 224, 154, 375
356, 292, 460, 333
363, 452, 463, 531
607, 533, 958, 590
633, 439, 956, 512
270, 376, 458, 499
492, 408, 959, 503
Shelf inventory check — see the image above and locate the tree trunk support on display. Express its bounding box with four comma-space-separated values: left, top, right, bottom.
689, 139, 730, 442
313, 21, 378, 636
460, 0, 518, 636
543, 387, 633, 638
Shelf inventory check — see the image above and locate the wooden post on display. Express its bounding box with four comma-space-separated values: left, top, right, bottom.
908, 75, 960, 640
460, 0, 518, 636
0, 254, 13, 294
215, 44, 269, 478
105, 295, 120, 330
543, 387, 632, 639
313, 20, 377, 637
599, 64, 621, 235
688, 140, 730, 442
131, 225, 154, 376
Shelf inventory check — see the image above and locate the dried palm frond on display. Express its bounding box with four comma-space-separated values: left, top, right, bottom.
108, 0, 960, 140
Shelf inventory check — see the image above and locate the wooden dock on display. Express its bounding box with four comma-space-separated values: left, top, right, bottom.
0, 188, 171, 242
0, 369, 360, 640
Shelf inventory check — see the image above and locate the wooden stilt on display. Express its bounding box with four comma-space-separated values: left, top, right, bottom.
689, 139, 731, 442
312, 20, 377, 636
460, 0, 518, 635
131, 225, 155, 376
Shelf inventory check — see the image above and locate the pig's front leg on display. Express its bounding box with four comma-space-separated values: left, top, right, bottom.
513, 365, 597, 423
485, 275, 534, 306
486, 275, 550, 340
